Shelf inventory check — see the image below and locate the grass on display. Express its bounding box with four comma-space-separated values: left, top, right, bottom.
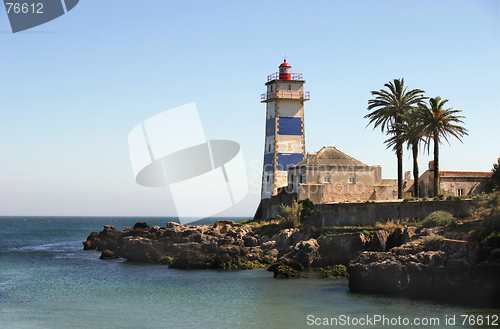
310, 218, 421, 239
310, 226, 371, 239
447, 219, 482, 233
422, 235, 444, 242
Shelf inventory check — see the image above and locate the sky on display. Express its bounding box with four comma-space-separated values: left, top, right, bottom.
1, 0, 499, 218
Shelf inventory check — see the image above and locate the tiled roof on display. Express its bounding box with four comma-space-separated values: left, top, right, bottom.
439, 171, 492, 176
294, 146, 368, 167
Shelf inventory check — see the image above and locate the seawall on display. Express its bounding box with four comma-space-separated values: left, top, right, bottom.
255, 196, 479, 227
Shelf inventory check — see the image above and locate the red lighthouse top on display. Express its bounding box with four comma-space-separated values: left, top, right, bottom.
279, 59, 291, 68
265, 59, 303, 82
279, 59, 292, 80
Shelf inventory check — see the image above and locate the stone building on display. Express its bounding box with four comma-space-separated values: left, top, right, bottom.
286, 146, 399, 203
418, 161, 492, 197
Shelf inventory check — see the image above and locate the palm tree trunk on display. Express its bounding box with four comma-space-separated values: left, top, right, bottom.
397, 142, 403, 199
412, 142, 419, 198
433, 134, 439, 197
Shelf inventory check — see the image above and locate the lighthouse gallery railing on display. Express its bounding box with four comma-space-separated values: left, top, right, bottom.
261, 90, 310, 102
267, 72, 304, 82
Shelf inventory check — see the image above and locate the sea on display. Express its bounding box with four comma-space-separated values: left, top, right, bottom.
1, 216, 497, 329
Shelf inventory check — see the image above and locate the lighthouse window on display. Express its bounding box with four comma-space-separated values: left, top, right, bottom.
267, 175, 270, 183
288, 85, 291, 91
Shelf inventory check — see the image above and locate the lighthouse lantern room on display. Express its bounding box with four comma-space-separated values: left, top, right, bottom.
279, 59, 291, 80
260, 59, 310, 199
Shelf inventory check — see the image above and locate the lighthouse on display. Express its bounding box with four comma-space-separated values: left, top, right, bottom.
260, 59, 309, 199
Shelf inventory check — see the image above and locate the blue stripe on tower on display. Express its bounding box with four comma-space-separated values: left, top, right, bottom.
263, 153, 274, 171
266, 118, 275, 137
277, 117, 302, 135
276, 153, 304, 171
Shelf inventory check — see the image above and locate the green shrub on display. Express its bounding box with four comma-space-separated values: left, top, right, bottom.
434, 194, 445, 200
422, 211, 456, 227
421, 235, 445, 250
298, 198, 314, 223
259, 223, 279, 237
484, 157, 500, 193
320, 265, 349, 278
273, 265, 304, 279
475, 191, 500, 240
277, 201, 303, 229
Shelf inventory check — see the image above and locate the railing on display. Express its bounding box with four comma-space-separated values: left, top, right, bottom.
261, 90, 310, 102
267, 72, 304, 82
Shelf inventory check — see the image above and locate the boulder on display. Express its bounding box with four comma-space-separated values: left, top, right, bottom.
134, 222, 150, 229
243, 236, 258, 247
283, 239, 320, 268
315, 233, 366, 267
213, 220, 236, 230
118, 236, 164, 262
369, 230, 391, 251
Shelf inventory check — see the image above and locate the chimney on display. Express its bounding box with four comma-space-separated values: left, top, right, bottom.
306, 152, 317, 166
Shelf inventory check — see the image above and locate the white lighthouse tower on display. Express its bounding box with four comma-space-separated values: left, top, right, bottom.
260, 59, 309, 199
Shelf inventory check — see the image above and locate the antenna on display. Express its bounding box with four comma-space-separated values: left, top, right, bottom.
283, 53, 287, 61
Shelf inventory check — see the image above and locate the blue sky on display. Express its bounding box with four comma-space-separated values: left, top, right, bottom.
1, 0, 499, 217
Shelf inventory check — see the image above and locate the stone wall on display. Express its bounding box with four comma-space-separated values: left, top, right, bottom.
322, 183, 375, 203
255, 190, 479, 225
309, 199, 478, 227
254, 191, 298, 220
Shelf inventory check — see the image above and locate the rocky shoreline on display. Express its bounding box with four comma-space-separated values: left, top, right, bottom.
82, 220, 418, 269
83, 220, 500, 307
349, 239, 500, 307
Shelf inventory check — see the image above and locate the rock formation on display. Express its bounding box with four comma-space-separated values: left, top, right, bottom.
348, 240, 500, 307
83, 220, 499, 306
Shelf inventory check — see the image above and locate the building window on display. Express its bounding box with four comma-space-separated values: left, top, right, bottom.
324, 175, 331, 183
458, 189, 464, 196
348, 175, 356, 184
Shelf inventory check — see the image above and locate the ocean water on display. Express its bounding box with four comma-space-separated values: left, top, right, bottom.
1, 217, 497, 329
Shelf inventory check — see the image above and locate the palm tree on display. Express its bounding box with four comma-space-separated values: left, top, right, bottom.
385, 112, 426, 197
412, 96, 468, 196
365, 79, 426, 199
